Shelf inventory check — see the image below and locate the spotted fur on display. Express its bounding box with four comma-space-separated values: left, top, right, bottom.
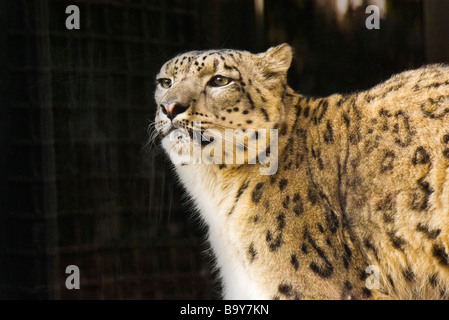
154, 44, 449, 299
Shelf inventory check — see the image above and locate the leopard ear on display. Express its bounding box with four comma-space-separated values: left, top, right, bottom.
259, 43, 293, 74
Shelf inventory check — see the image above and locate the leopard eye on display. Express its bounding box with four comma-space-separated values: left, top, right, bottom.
158, 78, 172, 88
209, 75, 231, 87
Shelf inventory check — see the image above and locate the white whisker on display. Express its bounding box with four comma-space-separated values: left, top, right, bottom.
144, 121, 160, 151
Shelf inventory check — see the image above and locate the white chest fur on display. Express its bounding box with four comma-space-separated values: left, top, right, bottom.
173, 163, 268, 299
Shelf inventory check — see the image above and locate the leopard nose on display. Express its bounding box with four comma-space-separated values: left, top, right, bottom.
160, 102, 189, 120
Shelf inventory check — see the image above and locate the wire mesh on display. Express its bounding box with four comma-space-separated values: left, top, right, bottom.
0, 0, 217, 300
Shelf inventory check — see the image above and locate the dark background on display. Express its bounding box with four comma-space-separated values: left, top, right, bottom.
0, 0, 448, 299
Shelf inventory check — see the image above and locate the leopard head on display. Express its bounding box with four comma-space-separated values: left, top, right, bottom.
153, 44, 292, 168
